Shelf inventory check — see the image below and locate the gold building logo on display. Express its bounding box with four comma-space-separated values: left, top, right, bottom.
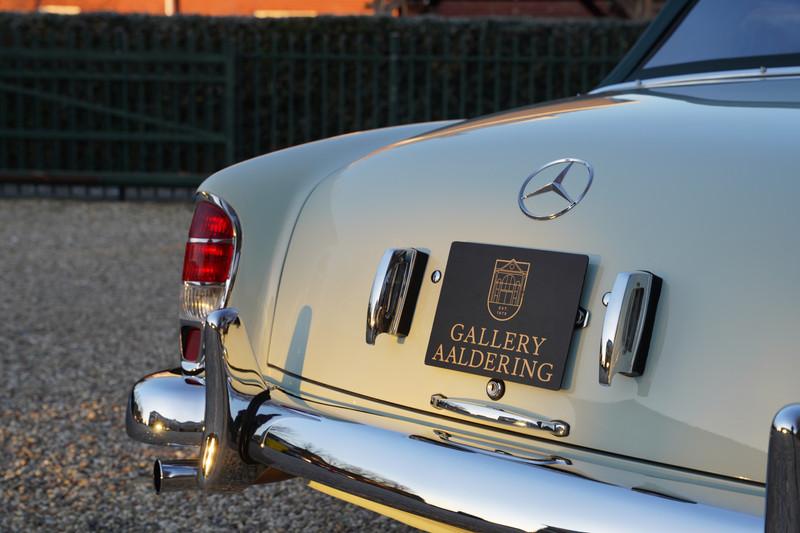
487, 259, 530, 321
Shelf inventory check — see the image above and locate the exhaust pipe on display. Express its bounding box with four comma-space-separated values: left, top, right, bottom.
153, 459, 199, 494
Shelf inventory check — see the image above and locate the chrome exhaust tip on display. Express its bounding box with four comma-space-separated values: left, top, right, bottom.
153, 459, 199, 494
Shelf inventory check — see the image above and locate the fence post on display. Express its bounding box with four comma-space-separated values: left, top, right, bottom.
223, 39, 236, 166
389, 32, 399, 125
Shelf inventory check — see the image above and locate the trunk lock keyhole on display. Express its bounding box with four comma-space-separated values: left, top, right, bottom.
486, 379, 506, 401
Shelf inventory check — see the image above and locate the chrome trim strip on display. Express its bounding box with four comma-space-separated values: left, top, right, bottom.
248, 397, 760, 532
126, 369, 205, 446
593, 66, 800, 93
183, 280, 226, 287
765, 403, 800, 532
187, 237, 235, 244
430, 394, 569, 437
432, 429, 571, 466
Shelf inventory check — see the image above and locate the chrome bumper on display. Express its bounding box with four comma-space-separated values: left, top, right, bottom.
126, 369, 205, 446
247, 401, 758, 532
127, 308, 767, 532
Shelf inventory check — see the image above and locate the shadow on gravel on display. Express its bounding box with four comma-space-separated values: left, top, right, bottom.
0, 200, 415, 532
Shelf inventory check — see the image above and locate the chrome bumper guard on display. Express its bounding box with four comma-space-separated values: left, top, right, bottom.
126, 308, 774, 532
766, 404, 800, 533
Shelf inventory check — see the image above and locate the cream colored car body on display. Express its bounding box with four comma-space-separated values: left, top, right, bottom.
200, 77, 800, 518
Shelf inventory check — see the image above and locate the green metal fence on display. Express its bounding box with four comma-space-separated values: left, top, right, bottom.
0, 14, 646, 189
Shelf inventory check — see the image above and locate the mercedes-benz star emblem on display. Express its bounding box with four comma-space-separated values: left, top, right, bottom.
518, 158, 593, 220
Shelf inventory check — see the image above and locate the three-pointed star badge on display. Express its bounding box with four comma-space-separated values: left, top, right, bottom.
518, 158, 593, 220
521, 160, 577, 206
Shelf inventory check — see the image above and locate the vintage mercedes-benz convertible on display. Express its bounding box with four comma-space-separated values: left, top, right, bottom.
125, 0, 800, 530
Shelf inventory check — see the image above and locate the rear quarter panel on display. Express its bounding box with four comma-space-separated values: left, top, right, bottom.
200, 122, 455, 380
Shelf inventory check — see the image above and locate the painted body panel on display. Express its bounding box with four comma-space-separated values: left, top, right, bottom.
262, 77, 800, 487
199, 122, 454, 381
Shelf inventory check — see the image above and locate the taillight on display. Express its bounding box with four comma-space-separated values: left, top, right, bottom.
187, 201, 234, 240
182, 242, 234, 283
180, 196, 239, 326
181, 326, 202, 362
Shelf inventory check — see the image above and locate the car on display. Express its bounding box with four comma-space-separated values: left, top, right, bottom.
125, 0, 800, 530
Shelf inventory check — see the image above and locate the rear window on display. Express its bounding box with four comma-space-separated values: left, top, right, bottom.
638, 0, 800, 78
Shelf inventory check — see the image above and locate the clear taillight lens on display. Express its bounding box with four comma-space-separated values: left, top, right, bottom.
180, 199, 237, 324
181, 283, 226, 321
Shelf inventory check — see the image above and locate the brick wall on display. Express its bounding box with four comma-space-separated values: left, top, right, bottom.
0, 0, 370, 15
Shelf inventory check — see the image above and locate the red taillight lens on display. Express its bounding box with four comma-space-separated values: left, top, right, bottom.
182, 242, 233, 283
182, 201, 235, 284
181, 327, 202, 362
188, 202, 234, 240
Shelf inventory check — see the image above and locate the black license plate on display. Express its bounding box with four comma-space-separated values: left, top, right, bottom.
424, 242, 588, 390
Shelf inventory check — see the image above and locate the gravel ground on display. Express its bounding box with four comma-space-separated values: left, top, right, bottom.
0, 199, 415, 532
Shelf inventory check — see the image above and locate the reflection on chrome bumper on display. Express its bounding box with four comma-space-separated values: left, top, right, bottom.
247, 400, 759, 533
126, 307, 762, 531
126, 369, 205, 446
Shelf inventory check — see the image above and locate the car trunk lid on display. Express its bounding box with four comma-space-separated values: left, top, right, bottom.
267, 81, 800, 483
